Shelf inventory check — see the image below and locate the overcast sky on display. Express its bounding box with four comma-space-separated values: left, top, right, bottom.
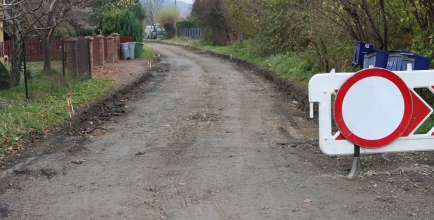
178, 0, 193, 4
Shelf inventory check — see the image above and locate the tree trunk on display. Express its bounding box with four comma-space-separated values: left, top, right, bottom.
43, 38, 51, 70
10, 36, 23, 86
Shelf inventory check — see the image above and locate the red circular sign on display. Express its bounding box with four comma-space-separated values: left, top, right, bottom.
334, 68, 413, 148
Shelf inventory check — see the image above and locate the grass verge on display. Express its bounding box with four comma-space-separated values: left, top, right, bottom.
0, 65, 116, 155
142, 44, 155, 59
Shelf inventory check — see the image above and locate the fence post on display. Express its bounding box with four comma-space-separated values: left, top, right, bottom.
65, 37, 78, 77
106, 36, 114, 63
22, 40, 28, 101
86, 36, 94, 70
85, 37, 92, 79
95, 35, 105, 65
62, 39, 65, 78
111, 33, 120, 60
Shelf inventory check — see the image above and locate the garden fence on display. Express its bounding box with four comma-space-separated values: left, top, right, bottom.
0, 34, 134, 100
178, 28, 204, 39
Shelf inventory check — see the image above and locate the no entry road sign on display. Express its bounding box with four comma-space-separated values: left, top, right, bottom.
309, 68, 434, 155
334, 68, 413, 148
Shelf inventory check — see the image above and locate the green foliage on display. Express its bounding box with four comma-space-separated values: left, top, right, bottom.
116, 10, 143, 41
101, 10, 122, 35
92, 0, 146, 35
0, 62, 10, 90
177, 20, 197, 29
411, 31, 434, 65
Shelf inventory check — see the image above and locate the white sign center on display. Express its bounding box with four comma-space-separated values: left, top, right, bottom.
341, 76, 404, 140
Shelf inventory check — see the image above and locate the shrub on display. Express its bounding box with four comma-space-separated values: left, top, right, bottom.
155, 6, 180, 39
116, 9, 143, 42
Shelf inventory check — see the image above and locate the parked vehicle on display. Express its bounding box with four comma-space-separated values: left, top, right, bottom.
144, 26, 152, 39
145, 24, 166, 39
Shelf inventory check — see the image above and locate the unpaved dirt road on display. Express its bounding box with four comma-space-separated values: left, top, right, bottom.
1, 43, 434, 219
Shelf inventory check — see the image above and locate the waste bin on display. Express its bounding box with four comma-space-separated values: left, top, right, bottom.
352, 41, 373, 67
128, 42, 135, 59
134, 42, 144, 58
120, 43, 129, 60
362, 49, 388, 69
401, 53, 430, 70
386, 50, 430, 71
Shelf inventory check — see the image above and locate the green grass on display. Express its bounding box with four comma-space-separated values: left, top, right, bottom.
142, 44, 155, 59
0, 66, 115, 154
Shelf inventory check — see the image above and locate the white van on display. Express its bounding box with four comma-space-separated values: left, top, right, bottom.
144, 26, 152, 38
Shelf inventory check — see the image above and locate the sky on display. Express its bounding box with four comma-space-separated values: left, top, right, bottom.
178, 0, 193, 4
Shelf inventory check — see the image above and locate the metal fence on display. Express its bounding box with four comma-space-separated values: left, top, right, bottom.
0, 37, 92, 79
0, 34, 133, 83
178, 28, 204, 39
0, 35, 133, 100
0, 38, 65, 63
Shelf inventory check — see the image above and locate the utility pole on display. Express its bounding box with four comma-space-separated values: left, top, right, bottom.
175, 0, 177, 38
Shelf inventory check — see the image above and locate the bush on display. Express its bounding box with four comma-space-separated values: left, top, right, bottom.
116, 9, 143, 42
0, 62, 10, 90
156, 6, 180, 39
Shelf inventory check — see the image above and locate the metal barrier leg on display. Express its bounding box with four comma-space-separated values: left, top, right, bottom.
347, 145, 362, 180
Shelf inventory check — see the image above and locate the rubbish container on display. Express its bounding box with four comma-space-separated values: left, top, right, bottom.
120, 43, 129, 60
128, 42, 136, 59
401, 53, 430, 70
134, 42, 144, 58
352, 41, 373, 67
362, 49, 388, 69
386, 50, 430, 71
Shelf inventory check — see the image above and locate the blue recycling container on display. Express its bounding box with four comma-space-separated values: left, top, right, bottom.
401, 53, 430, 70
363, 49, 389, 69
352, 41, 374, 67
386, 50, 430, 71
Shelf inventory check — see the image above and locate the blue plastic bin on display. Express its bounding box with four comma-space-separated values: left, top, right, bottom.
352, 41, 374, 66
363, 49, 388, 69
401, 53, 430, 70
386, 50, 430, 71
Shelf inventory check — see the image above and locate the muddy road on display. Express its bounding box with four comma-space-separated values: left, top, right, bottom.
1, 43, 434, 219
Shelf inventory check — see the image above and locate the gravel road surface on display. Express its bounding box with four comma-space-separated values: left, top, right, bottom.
0, 43, 433, 220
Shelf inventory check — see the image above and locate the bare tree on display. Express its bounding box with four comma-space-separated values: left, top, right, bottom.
142, 0, 164, 26
26, 0, 89, 71
2, 0, 89, 86
2, 0, 40, 86
192, 0, 233, 46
